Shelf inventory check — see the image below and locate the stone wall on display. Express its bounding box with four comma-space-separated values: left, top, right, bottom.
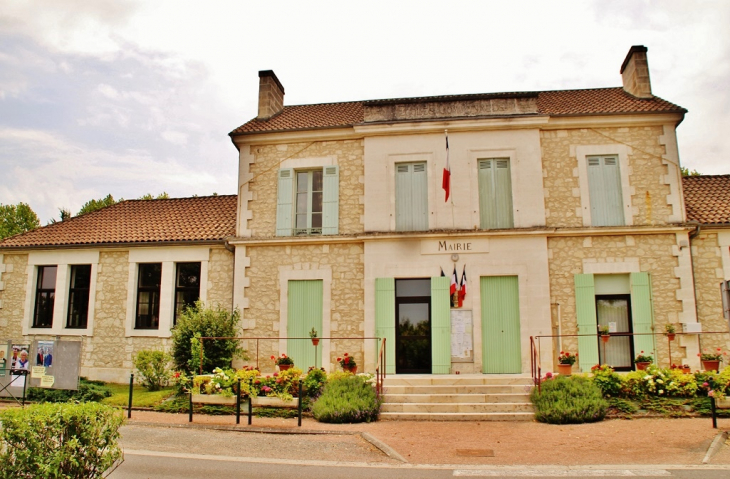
690, 232, 730, 352
548, 234, 684, 368
0, 253, 28, 339
206, 247, 234, 310
244, 243, 365, 371
247, 139, 364, 237
541, 126, 672, 227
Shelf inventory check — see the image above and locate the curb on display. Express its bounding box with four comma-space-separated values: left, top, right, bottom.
125, 420, 356, 436
360, 432, 408, 463
702, 430, 728, 464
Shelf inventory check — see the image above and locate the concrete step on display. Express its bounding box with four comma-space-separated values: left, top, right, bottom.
381, 393, 531, 404
381, 402, 534, 413
379, 411, 535, 421
382, 375, 534, 386
383, 385, 531, 395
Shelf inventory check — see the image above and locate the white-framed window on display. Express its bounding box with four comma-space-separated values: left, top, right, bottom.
478, 158, 514, 229
276, 166, 339, 236
576, 145, 632, 227
395, 162, 428, 231
125, 247, 208, 338
23, 250, 99, 336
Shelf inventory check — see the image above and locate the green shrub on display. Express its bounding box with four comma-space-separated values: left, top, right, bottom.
303, 367, 328, 399
531, 375, 607, 424
312, 375, 380, 423
134, 349, 172, 391
607, 397, 638, 415
0, 402, 123, 479
621, 366, 698, 398
171, 301, 245, 374
27, 378, 112, 403
590, 364, 623, 397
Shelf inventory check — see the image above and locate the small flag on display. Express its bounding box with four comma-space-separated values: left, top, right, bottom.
440, 267, 445, 277
450, 266, 458, 307
442, 131, 450, 202
458, 265, 467, 308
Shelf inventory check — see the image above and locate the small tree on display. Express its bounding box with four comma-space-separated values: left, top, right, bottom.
133, 350, 172, 391
171, 301, 243, 374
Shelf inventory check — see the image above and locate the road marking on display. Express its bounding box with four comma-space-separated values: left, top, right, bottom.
454, 470, 671, 477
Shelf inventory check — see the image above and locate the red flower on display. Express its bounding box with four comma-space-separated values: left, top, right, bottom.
281, 353, 287, 358
344, 357, 350, 364
344, 353, 349, 357
270, 355, 276, 360
337, 357, 342, 362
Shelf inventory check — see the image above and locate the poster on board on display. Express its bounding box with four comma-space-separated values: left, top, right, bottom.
36, 340, 54, 367
0, 343, 8, 376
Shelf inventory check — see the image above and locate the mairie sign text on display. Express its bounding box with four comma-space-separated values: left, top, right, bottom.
420, 238, 489, 255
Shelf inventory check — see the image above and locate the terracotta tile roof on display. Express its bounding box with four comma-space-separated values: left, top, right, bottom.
683, 175, 730, 225
0, 195, 237, 249
230, 101, 363, 134
231, 88, 685, 135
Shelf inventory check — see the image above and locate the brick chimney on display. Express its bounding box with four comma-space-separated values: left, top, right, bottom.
620, 45, 652, 99
257, 70, 285, 120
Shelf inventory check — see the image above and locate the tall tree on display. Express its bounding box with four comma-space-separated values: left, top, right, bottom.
0, 202, 40, 239
77, 194, 118, 216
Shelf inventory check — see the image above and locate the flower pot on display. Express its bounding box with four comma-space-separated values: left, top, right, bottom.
702, 360, 721, 372
252, 396, 299, 409
311, 338, 320, 346
715, 397, 730, 410
635, 362, 650, 371
278, 364, 292, 371
191, 394, 237, 406
601, 334, 610, 343
666, 333, 676, 341
343, 365, 358, 374
682, 367, 691, 374
557, 363, 572, 376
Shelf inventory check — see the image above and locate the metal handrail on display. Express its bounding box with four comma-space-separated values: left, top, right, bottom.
375, 337, 386, 397
196, 336, 382, 374
530, 330, 730, 391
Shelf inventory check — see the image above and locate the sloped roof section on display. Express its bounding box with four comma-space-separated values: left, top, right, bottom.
231, 88, 686, 135
0, 195, 237, 249
683, 175, 730, 225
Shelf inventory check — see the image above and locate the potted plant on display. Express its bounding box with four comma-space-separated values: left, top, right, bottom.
337, 353, 357, 374
190, 367, 238, 406
665, 323, 676, 341
309, 327, 320, 346
699, 348, 725, 372
634, 351, 653, 370
272, 353, 294, 371
598, 324, 610, 342
557, 351, 577, 376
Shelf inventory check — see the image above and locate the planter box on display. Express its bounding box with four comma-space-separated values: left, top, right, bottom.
252, 396, 299, 409
191, 394, 237, 406
716, 397, 730, 410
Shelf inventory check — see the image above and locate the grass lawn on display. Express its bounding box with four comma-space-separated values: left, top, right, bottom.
102, 383, 175, 408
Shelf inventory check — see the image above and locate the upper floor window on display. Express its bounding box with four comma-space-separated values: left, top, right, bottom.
136, 263, 161, 330
174, 262, 201, 324
66, 264, 91, 329
33, 266, 57, 328
478, 158, 514, 229
395, 162, 428, 232
587, 155, 625, 226
276, 166, 339, 236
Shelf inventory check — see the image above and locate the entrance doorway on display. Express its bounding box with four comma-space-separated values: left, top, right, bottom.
395, 279, 431, 373
596, 294, 633, 370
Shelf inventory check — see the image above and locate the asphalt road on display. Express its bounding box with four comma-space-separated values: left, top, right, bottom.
108, 425, 730, 479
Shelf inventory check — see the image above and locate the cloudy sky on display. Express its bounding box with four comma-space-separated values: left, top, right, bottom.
1, 0, 728, 222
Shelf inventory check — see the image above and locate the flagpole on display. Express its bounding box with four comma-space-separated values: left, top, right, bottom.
445, 129, 455, 230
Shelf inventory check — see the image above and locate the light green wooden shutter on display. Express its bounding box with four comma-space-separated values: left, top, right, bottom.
575, 274, 599, 371
431, 276, 451, 374
395, 163, 428, 231
322, 166, 339, 235
630, 272, 655, 362
481, 276, 521, 373
287, 280, 323, 369
375, 278, 396, 374
587, 156, 624, 227
479, 159, 514, 229
276, 168, 294, 236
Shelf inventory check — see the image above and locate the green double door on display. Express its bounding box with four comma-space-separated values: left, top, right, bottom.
287, 280, 323, 369
481, 276, 522, 374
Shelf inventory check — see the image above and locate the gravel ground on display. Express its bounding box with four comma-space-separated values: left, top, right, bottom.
125, 410, 730, 466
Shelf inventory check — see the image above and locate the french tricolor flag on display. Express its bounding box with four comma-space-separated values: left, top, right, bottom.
442, 131, 450, 202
